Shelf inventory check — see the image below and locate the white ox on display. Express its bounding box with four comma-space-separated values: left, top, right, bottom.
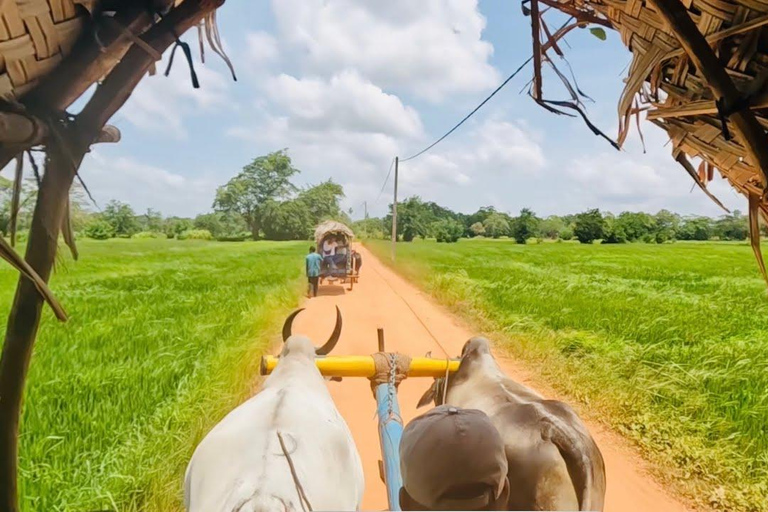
184, 307, 364, 512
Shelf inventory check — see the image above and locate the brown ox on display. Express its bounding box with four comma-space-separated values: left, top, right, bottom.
418, 337, 606, 511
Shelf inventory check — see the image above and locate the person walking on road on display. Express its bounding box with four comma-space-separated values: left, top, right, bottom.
352, 249, 362, 275
306, 246, 322, 298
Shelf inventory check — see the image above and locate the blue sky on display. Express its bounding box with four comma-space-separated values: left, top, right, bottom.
6, 0, 747, 219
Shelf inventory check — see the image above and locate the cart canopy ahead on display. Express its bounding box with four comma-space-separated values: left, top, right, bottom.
314, 221, 355, 248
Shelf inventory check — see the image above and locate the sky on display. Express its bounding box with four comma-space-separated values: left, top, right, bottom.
3, 0, 749, 219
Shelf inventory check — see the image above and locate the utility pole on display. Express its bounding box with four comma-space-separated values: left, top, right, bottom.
391, 156, 399, 261
364, 201, 368, 219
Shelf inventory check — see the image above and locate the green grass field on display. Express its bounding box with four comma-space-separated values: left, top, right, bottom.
367, 238, 768, 512
0, 239, 306, 511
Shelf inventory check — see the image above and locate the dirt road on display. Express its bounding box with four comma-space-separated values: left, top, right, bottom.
288, 246, 691, 511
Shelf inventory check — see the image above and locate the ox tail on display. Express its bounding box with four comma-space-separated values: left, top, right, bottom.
543, 419, 603, 511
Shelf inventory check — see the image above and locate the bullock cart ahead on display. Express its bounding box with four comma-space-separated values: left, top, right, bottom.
261, 329, 459, 511
314, 221, 360, 291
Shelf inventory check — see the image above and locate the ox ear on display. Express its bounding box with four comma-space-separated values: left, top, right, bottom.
417, 380, 437, 408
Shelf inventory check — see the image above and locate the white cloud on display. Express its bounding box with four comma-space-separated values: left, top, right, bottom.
79, 152, 217, 217
270, 0, 499, 101
118, 55, 231, 138
264, 71, 423, 137
246, 31, 279, 66
560, 125, 745, 215
400, 119, 546, 189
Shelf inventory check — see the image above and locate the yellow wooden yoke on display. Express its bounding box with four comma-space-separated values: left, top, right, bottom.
259, 355, 460, 378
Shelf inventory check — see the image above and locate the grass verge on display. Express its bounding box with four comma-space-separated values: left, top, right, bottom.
0, 238, 306, 511
366, 238, 768, 512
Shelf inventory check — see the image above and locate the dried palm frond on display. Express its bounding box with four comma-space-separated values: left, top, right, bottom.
534, 0, 768, 279
0, 235, 67, 321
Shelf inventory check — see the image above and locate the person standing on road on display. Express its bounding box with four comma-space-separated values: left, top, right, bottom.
352, 249, 362, 274
305, 246, 322, 297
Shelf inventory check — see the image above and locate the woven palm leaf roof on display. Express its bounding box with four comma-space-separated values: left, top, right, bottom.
314, 221, 355, 246
535, 0, 768, 218
0, 0, 230, 101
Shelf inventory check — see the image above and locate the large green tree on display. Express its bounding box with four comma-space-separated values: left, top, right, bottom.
102, 200, 138, 236
386, 196, 431, 242
483, 213, 510, 238
194, 211, 248, 238
714, 210, 748, 240
573, 209, 604, 244
511, 208, 540, 244
615, 212, 656, 241
261, 199, 312, 241
538, 215, 566, 239
137, 208, 163, 232
297, 180, 345, 225
214, 149, 299, 239
678, 216, 713, 240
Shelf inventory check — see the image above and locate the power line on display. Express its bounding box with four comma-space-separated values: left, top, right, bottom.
375, 157, 396, 203
400, 55, 534, 163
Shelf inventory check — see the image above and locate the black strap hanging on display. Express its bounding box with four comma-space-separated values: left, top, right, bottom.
164, 38, 200, 89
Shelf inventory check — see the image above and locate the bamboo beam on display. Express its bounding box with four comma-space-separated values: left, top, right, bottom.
0, 6, 152, 171
0, 2, 226, 509
22, 5, 153, 113
0, 112, 120, 145
537, 0, 613, 28
648, 0, 768, 187
77, 0, 224, 139
647, 96, 768, 119
661, 13, 768, 62
0, 141, 78, 512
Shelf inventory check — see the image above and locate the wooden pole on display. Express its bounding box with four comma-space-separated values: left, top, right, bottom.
0, 141, 78, 512
0, 2, 224, 509
391, 156, 399, 262
648, 0, 768, 187
9, 156, 22, 248
377, 327, 385, 352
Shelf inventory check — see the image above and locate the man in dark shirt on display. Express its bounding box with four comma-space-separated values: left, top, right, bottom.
305, 246, 322, 297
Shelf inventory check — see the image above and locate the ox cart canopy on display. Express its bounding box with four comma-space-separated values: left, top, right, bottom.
314, 220, 359, 290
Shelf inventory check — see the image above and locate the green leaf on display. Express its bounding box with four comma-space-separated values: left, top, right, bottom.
589, 27, 607, 41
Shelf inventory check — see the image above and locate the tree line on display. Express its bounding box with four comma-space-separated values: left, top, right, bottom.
0, 150, 349, 242
0, 150, 752, 244
353, 196, 752, 244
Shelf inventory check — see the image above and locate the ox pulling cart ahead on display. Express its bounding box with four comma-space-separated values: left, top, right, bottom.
260, 328, 459, 511
315, 221, 360, 291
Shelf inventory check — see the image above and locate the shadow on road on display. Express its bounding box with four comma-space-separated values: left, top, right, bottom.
317, 285, 347, 297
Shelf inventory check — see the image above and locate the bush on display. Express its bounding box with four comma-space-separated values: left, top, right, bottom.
84, 221, 114, 240
216, 232, 251, 242
573, 209, 605, 244
178, 229, 213, 240
132, 231, 165, 239
434, 219, 464, 243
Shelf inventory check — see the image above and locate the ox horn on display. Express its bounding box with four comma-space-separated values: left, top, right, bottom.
282, 308, 305, 342
315, 306, 342, 356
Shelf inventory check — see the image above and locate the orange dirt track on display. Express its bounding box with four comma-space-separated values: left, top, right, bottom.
287, 246, 692, 512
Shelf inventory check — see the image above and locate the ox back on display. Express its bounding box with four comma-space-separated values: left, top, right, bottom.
184, 342, 364, 512
440, 342, 606, 511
